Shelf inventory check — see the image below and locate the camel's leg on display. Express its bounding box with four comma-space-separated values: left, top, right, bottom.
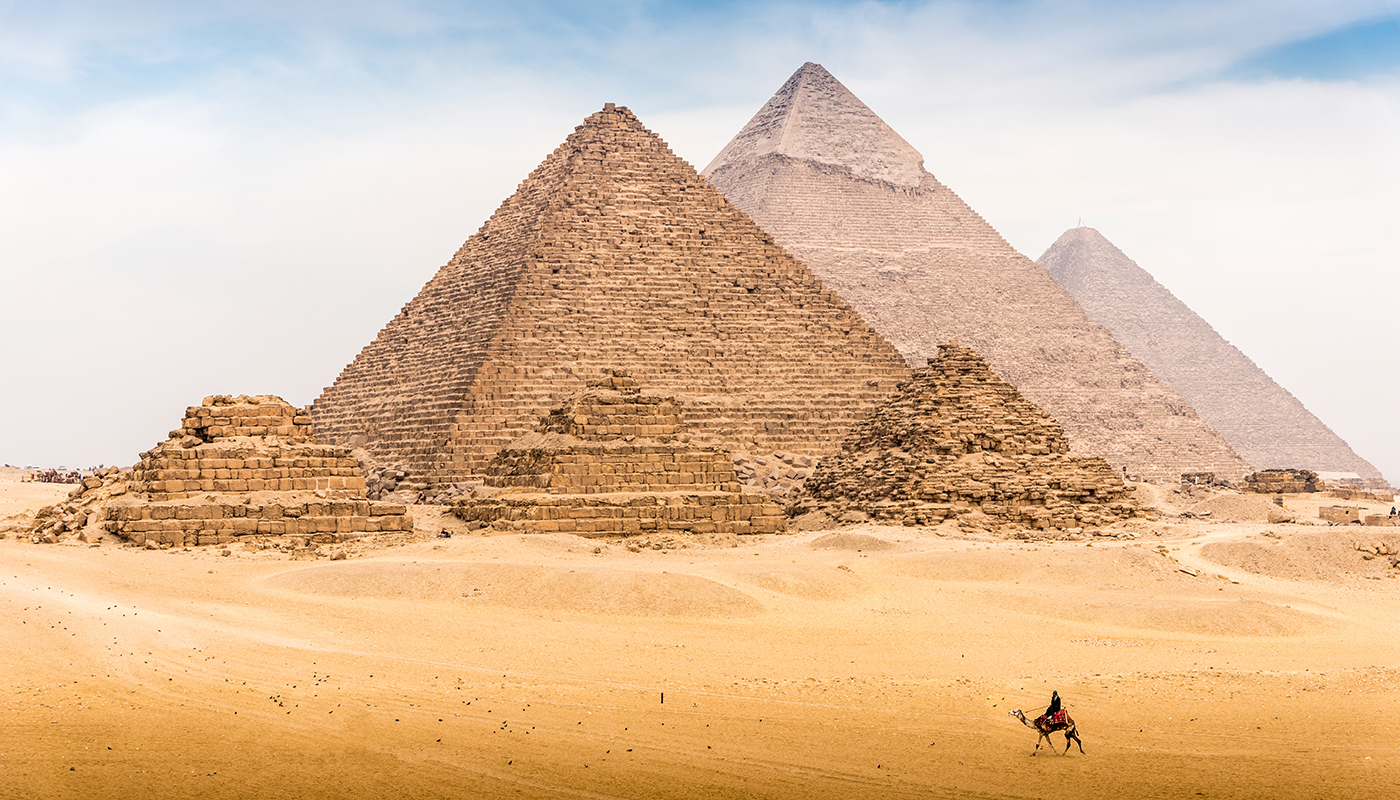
1062, 728, 1083, 754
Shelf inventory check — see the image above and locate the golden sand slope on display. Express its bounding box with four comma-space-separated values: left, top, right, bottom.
2, 480, 1399, 799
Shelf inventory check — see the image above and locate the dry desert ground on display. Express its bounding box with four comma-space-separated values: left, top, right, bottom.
2, 476, 1399, 799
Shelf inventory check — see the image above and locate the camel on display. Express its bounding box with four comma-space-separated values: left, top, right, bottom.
1009, 708, 1084, 755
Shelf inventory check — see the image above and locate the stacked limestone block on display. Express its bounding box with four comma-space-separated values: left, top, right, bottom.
1243, 469, 1321, 494
453, 372, 785, 536
799, 345, 1139, 531
105, 395, 412, 547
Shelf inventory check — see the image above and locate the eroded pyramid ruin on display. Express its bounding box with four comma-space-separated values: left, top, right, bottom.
312, 104, 910, 495
30, 395, 413, 548
1037, 226, 1386, 485
703, 63, 1249, 483
800, 345, 1138, 531
453, 370, 785, 535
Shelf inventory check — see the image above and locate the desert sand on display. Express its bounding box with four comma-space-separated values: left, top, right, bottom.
2, 478, 1398, 799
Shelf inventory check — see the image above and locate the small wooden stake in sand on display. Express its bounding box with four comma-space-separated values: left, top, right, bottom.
661, 692, 664, 704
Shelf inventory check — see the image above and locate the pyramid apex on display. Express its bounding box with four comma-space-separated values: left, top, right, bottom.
704, 62, 925, 187
581, 103, 638, 126
1041, 225, 1117, 261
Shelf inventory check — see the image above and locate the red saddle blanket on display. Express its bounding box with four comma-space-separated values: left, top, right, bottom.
1036, 711, 1069, 728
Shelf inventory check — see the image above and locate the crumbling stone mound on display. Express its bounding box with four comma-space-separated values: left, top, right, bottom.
26, 466, 129, 543
1180, 472, 1234, 489
453, 371, 784, 536
28, 395, 412, 549
352, 450, 418, 502
797, 345, 1139, 531
1244, 469, 1321, 494
730, 451, 815, 499
1320, 506, 1361, 524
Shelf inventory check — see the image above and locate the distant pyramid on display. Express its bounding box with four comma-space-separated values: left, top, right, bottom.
311, 104, 910, 494
704, 62, 1249, 482
802, 345, 1137, 531
1038, 226, 1385, 483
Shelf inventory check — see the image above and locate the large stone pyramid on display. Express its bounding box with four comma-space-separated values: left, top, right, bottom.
312, 104, 910, 494
1038, 226, 1386, 484
801, 345, 1138, 531
703, 63, 1249, 483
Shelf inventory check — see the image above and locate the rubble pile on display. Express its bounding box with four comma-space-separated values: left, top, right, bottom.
799, 345, 1139, 532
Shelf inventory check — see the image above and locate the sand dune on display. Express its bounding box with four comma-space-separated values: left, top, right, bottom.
1200, 531, 1400, 583
4, 479, 1400, 799
809, 531, 897, 551
270, 561, 765, 617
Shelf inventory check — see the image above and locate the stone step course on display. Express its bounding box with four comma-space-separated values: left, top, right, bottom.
104, 395, 411, 547
453, 371, 784, 535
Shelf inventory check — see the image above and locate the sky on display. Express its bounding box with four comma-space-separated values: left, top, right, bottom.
1, 0, 1397, 482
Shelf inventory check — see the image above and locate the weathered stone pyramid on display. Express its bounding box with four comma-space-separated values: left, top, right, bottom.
453, 370, 785, 535
801, 345, 1138, 531
1038, 226, 1386, 484
703, 63, 1249, 483
27, 395, 412, 548
312, 104, 910, 494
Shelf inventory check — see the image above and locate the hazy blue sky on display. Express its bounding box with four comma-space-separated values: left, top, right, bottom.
2, 1, 1397, 481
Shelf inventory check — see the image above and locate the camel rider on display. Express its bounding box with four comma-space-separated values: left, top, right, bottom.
1045, 691, 1061, 718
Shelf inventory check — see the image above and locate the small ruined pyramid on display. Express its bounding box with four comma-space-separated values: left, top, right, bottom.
453, 370, 786, 535
29, 395, 412, 548
801, 345, 1138, 531
312, 104, 910, 494
704, 63, 1249, 482
1038, 226, 1386, 484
